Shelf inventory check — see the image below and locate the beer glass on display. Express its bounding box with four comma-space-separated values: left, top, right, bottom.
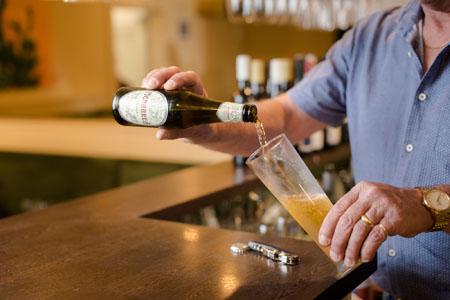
246, 133, 333, 257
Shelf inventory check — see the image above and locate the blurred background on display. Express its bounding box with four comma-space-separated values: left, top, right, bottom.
1, 1, 409, 298
0, 0, 405, 228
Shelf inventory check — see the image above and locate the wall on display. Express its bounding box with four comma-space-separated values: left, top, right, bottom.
0, 0, 336, 115
0, 1, 115, 116
134, 0, 336, 101
0, 0, 336, 164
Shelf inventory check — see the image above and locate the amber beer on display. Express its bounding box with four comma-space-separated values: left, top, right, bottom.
279, 194, 333, 257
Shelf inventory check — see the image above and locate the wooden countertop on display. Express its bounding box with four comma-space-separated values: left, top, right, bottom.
0, 144, 376, 299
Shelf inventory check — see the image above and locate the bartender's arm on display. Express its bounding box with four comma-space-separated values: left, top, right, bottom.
141, 66, 326, 156
142, 66, 450, 266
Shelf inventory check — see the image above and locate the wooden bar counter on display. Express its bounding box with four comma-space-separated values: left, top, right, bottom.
0, 144, 376, 299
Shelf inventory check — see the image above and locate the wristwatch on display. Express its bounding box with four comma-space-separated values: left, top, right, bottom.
416, 187, 450, 231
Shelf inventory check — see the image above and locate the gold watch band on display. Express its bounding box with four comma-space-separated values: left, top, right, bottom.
432, 222, 449, 231
416, 187, 450, 232
433, 210, 450, 232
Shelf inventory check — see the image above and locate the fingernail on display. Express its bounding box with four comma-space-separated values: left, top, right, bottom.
156, 130, 165, 140
330, 250, 341, 262
149, 78, 158, 88
361, 257, 369, 263
319, 235, 330, 246
164, 80, 175, 89
344, 258, 355, 267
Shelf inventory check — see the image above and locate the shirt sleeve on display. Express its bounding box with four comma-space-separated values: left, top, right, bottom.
287, 28, 355, 127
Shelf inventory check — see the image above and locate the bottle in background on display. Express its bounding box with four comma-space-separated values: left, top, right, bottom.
293, 54, 305, 153
112, 87, 258, 129
293, 53, 305, 85
297, 53, 324, 154
249, 58, 267, 101
325, 125, 343, 149
234, 54, 252, 166
316, 54, 343, 150
298, 136, 313, 154
342, 118, 349, 143
269, 58, 293, 97
322, 164, 336, 202
310, 130, 325, 152
233, 54, 252, 105
303, 52, 317, 74
253, 0, 265, 21
265, 59, 272, 97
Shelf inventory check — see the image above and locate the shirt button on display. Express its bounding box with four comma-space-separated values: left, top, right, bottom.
408, 51, 412, 57
406, 144, 414, 152
388, 249, 397, 257
418, 93, 427, 101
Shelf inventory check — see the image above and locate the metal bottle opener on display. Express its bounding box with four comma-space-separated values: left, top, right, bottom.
230, 241, 299, 265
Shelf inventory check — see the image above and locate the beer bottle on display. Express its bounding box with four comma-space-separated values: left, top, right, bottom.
249, 58, 267, 101
233, 54, 252, 105
112, 87, 258, 129
269, 58, 293, 98
297, 53, 324, 154
233, 54, 252, 166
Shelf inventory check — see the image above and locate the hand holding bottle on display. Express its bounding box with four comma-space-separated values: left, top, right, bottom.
136, 66, 325, 157
140, 66, 215, 142
142, 66, 209, 97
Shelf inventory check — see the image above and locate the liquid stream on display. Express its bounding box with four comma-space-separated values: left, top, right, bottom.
254, 119, 267, 147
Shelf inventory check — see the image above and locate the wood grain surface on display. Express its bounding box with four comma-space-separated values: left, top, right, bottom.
0, 148, 376, 300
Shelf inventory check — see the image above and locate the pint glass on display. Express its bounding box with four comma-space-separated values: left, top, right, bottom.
246, 133, 333, 257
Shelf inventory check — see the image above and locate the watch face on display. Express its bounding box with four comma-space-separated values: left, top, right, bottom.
426, 190, 450, 211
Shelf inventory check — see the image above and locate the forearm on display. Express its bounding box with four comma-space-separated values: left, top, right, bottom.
144, 67, 327, 156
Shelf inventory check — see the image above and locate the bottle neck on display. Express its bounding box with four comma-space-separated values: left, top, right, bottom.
242, 104, 258, 123
294, 60, 304, 85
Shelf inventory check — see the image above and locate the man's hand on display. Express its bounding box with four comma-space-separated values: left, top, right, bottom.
141, 66, 213, 142
142, 66, 208, 97
318, 181, 434, 267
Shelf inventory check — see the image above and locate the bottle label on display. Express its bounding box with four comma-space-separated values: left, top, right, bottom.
217, 102, 244, 123
118, 90, 168, 126
311, 130, 325, 151
326, 126, 342, 146
298, 137, 313, 153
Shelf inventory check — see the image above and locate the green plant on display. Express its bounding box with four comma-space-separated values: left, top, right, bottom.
0, 0, 39, 89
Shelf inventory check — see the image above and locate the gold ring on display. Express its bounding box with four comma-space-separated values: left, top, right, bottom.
377, 223, 390, 237
361, 215, 375, 228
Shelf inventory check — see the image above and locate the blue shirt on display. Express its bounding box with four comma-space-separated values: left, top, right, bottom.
288, 1, 450, 299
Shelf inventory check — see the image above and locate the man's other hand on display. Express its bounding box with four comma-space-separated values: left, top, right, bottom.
318, 181, 434, 267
